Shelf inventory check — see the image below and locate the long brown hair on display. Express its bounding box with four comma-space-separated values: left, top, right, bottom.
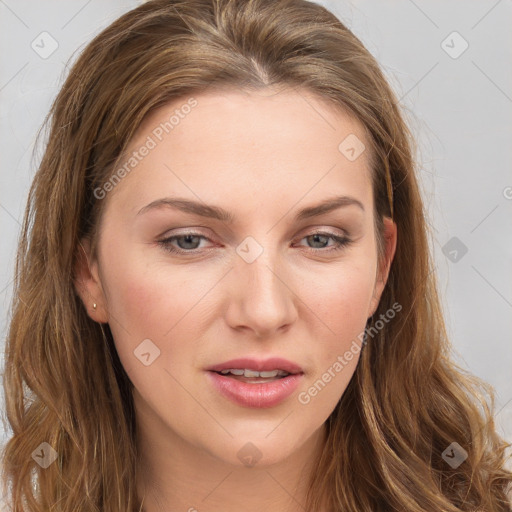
2, 0, 511, 510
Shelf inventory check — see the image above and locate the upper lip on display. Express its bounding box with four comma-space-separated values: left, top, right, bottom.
206, 357, 303, 375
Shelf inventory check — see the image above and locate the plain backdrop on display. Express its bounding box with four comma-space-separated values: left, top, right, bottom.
1, 0, 511, 460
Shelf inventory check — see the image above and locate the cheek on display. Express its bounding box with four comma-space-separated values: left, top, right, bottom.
303, 260, 375, 337
301, 263, 375, 401
100, 237, 197, 326
98, 249, 196, 374
100, 249, 229, 387
101, 234, 376, 398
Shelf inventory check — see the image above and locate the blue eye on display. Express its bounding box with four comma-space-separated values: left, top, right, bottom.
160, 233, 206, 252
158, 231, 352, 255
298, 232, 351, 252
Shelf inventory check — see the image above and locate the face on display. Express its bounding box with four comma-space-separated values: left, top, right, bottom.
75, 87, 396, 469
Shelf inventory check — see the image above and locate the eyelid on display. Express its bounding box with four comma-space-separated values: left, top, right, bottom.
158, 225, 349, 240
157, 227, 353, 256
159, 226, 347, 241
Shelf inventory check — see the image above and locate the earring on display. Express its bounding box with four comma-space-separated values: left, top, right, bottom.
93, 303, 97, 311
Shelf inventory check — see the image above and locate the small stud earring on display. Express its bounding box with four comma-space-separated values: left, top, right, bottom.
93, 303, 97, 311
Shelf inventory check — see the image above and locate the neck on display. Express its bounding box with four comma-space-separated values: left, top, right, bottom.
134, 399, 328, 512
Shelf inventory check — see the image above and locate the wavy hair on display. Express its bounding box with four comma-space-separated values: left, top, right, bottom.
1, 0, 511, 510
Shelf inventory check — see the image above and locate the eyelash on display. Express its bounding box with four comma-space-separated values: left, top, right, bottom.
157, 230, 352, 255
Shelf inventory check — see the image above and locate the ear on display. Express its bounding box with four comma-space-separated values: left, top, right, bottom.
367, 217, 397, 318
73, 237, 109, 323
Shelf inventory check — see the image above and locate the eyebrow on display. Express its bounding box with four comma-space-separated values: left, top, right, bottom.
137, 195, 365, 222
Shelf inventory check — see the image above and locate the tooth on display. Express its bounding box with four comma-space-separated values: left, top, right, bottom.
218, 368, 291, 378
243, 369, 260, 378
259, 370, 279, 378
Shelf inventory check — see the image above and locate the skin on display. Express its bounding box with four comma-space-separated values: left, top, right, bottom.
75, 87, 397, 512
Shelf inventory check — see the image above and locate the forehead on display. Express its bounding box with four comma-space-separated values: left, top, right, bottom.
131, 86, 369, 157
104, 87, 373, 218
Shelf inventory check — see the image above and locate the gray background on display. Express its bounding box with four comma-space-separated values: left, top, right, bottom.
1, 0, 511, 473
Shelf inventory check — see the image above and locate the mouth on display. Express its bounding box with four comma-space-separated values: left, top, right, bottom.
206, 357, 304, 383
206, 364, 304, 408
211, 368, 294, 383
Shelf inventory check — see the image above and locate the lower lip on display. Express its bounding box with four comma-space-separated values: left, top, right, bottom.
206, 371, 304, 408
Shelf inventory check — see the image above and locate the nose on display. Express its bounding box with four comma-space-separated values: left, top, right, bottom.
224, 247, 298, 338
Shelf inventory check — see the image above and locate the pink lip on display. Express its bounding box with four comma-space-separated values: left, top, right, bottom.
206, 371, 303, 408
206, 357, 303, 375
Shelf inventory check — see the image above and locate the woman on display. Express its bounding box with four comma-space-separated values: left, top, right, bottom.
1, 0, 511, 510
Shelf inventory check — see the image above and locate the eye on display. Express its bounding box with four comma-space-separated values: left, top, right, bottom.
157, 230, 352, 255
158, 232, 212, 254
295, 231, 352, 253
